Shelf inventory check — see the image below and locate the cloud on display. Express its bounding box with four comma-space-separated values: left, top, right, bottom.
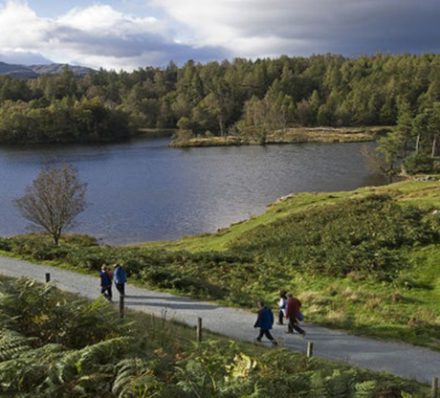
0, 50, 52, 65
1, 0, 439, 70
153, 0, 440, 57
0, 1, 226, 69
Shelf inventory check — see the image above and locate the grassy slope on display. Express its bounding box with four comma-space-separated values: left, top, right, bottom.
1, 179, 439, 351
139, 179, 440, 349
140, 179, 440, 252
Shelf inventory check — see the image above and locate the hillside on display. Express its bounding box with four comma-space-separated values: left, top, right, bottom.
29, 63, 93, 76
141, 178, 440, 252
1, 178, 440, 350
0, 61, 93, 78
0, 61, 37, 78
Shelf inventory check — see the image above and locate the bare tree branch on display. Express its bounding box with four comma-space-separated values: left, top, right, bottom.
14, 164, 87, 245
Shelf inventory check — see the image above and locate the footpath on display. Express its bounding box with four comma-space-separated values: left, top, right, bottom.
1, 255, 439, 384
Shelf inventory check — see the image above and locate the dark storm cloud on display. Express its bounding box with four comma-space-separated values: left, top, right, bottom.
241, 0, 440, 54
156, 0, 440, 57
52, 25, 227, 63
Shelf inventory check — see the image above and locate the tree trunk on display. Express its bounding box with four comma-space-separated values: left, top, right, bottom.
218, 115, 224, 136
53, 229, 61, 245
415, 134, 420, 154
432, 135, 438, 157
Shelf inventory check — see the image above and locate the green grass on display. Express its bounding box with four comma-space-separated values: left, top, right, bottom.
140, 179, 440, 252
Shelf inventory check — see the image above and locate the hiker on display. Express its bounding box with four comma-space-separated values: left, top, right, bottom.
286, 293, 306, 336
254, 300, 278, 346
100, 265, 112, 301
278, 290, 287, 325
113, 263, 127, 296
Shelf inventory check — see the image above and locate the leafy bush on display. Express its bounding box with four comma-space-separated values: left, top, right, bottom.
229, 195, 439, 278
403, 153, 434, 174
0, 278, 123, 348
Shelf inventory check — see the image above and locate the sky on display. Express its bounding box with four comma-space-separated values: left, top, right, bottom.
0, 0, 440, 70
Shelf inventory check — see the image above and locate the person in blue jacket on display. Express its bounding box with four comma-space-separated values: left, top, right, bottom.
113, 263, 127, 297
99, 265, 112, 301
254, 300, 278, 346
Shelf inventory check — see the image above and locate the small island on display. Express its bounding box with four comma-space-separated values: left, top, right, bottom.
169, 126, 391, 147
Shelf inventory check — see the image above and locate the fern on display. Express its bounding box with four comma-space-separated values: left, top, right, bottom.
0, 329, 36, 361
76, 336, 134, 373
0, 343, 64, 394
325, 369, 356, 397
112, 358, 160, 397
308, 371, 328, 398
354, 380, 379, 398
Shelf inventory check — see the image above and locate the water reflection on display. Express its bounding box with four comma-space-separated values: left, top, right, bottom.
0, 138, 386, 244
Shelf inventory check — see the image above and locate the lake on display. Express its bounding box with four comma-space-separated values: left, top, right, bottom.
0, 138, 385, 244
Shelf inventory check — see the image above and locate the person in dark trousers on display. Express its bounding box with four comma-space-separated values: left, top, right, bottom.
254, 300, 278, 346
113, 263, 127, 296
278, 290, 287, 325
286, 293, 306, 336
100, 265, 112, 301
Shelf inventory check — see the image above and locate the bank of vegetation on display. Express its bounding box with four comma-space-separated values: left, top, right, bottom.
0, 277, 427, 397
0, 54, 440, 154
1, 179, 440, 350
170, 126, 389, 147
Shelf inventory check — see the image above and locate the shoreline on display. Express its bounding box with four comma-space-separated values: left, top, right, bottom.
170, 126, 392, 148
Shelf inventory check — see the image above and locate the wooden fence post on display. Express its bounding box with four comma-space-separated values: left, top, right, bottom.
432, 377, 439, 398
196, 317, 202, 342
306, 341, 314, 358
45, 273, 50, 283
119, 294, 125, 319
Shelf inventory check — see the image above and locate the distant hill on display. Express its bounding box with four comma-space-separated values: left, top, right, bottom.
0, 62, 38, 78
29, 63, 93, 76
0, 62, 94, 78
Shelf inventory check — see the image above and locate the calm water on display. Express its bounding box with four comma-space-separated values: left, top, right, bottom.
0, 138, 385, 244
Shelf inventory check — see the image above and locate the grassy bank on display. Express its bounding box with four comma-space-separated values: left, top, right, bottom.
1, 179, 440, 351
0, 276, 429, 396
170, 126, 390, 147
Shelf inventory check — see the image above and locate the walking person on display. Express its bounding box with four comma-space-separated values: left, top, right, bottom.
286, 293, 306, 336
113, 263, 127, 297
99, 265, 112, 301
254, 300, 278, 346
278, 290, 287, 325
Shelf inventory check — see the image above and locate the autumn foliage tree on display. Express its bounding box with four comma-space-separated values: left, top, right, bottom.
14, 165, 87, 245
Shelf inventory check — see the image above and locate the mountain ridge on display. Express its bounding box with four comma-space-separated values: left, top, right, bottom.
0, 61, 94, 78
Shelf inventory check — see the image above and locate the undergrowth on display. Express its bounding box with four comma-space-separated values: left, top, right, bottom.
0, 277, 429, 397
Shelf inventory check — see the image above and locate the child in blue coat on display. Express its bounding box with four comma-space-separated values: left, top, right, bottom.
100, 265, 112, 301
254, 300, 278, 346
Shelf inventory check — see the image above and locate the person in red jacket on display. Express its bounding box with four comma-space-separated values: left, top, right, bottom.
285, 293, 306, 336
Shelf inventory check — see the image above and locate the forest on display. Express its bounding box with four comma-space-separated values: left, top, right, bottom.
0, 54, 439, 167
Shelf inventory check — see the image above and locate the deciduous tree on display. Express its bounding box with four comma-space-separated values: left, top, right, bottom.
14, 165, 87, 245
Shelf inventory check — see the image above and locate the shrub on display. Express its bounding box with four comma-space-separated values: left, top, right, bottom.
403, 153, 434, 174
229, 195, 439, 278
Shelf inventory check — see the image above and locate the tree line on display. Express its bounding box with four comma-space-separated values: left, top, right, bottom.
377, 100, 440, 174
1, 54, 440, 150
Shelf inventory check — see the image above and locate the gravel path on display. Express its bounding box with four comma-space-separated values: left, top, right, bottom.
1, 255, 439, 384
